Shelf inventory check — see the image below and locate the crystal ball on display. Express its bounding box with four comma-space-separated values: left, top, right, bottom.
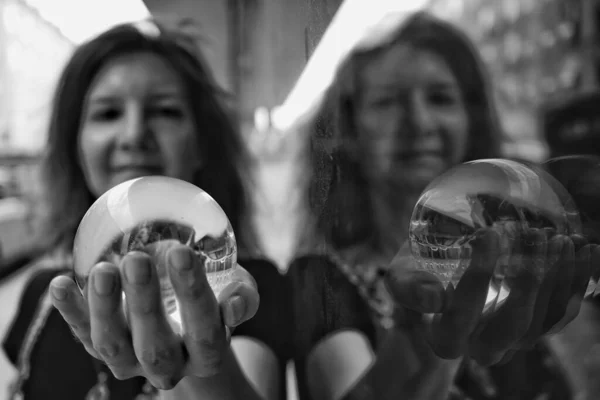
409, 159, 580, 310
73, 176, 237, 333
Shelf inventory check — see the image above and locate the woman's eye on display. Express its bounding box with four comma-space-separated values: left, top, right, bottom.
369, 96, 396, 109
150, 105, 184, 119
428, 91, 458, 107
90, 108, 121, 121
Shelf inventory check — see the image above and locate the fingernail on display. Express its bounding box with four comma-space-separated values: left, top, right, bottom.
98, 344, 120, 358
169, 247, 193, 272
224, 296, 245, 326
125, 257, 152, 284
51, 283, 68, 300
94, 270, 116, 295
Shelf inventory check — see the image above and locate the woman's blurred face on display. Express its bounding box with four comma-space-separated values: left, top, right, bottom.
355, 43, 469, 192
79, 51, 201, 197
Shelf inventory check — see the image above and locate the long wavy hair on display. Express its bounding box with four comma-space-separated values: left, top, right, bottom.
36, 17, 249, 255
310, 11, 504, 255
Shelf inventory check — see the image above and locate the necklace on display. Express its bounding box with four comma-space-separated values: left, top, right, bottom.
328, 249, 396, 330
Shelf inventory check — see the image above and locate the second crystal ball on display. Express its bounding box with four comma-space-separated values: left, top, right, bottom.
409, 159, 580, 307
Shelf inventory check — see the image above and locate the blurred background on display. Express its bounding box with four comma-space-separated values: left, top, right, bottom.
1, 1, 600, 398
0, 0, 597, 269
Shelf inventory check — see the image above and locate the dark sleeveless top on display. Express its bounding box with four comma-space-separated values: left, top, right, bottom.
237, 257, 575, 400
3, 268, 152, 400
233, 256, 376, 400
2, 256, 372, 400
3, 255, 575, 400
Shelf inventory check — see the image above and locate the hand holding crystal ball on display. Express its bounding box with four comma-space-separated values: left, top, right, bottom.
408, 159, 581, 312
384, 159, 590, 363
73, 176, 237, 334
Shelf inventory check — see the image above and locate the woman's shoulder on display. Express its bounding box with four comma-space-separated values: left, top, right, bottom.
0, 253, 67, 334
2, 254, 70, 355
0, 251, 71, 396
1, 250, 149, 398
2, 250, 72, 296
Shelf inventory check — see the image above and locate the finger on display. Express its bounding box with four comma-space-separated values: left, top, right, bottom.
386, 240, 447, 314
429, 229, 499, 359
471, 229, 546, 364
218, 265, 260, 328
592, 245, 600, 283
541, 227, 557, 241
572, 244, 594, 297
544, 240, 591, 333
518, 234, 566, 347
587, 244, 600, 298
542, 237, 576, 333
88, 262, 140, 379
167, 245, 227, 377
50, 275, 98, 358
547, 293, 584, 335
121, 252, 184, 389
385, 267, 446, 314
571, 233, 588, 253
462, 358, 499, 398
567, 234, 589, 302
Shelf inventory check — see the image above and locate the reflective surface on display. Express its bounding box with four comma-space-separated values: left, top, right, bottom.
409, 159, 580, 308
73, 176, 237, 333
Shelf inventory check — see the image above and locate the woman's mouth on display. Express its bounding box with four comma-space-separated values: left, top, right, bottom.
111, 165, 163, 178
399, 152, 446, 168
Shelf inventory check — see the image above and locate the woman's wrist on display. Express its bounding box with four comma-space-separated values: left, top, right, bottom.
340, 328, 461, 400
160, 346, 265, 400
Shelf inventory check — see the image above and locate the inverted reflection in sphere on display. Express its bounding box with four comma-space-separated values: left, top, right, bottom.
73, 176, 237, 334
409, 159, 580, 311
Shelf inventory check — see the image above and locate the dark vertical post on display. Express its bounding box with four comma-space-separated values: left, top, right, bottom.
304, 0, 343, 60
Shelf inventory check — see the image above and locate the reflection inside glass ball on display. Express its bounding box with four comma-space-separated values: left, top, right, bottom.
409, 159, 580, 311
73, 176, 237, 334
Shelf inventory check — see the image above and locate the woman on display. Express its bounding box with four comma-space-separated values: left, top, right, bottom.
297, 11, 586, 399
28, 11, 589, 400
3, 18, 262, 399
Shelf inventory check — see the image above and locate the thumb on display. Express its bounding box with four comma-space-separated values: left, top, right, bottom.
217, 265, 260, 328
385, 241, 446, 314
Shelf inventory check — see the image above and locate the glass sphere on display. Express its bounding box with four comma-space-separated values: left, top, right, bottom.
409, 159, 580, 311
73, 176, 237, 334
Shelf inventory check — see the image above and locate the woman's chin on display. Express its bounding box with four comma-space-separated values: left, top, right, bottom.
388, 171, 439, 194
110, 169, 163, 186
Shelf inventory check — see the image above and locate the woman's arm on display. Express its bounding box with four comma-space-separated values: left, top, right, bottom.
303, 230, 498, 400
305, 327, 460, 400
161, 343, 278, 400
344, 329, 460, 400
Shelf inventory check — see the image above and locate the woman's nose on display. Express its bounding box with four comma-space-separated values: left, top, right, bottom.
405, 93, 435, 137
118, 106, 153, 150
